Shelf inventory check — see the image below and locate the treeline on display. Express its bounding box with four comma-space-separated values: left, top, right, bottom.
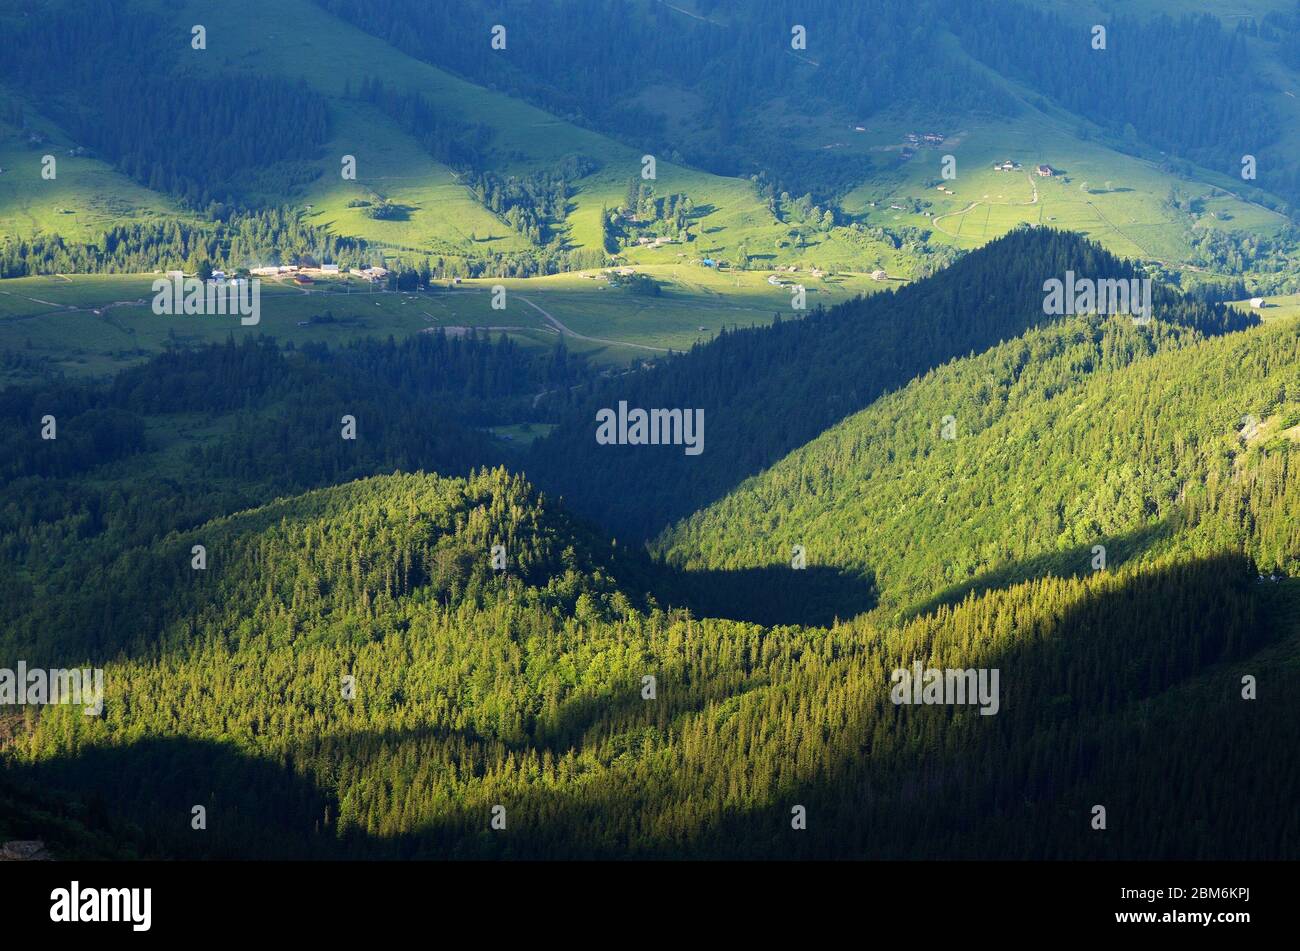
955, 7, 1272, 184
355, 77, 594, 249
1, 232, 1299, 859
0, 207, 368, 278
376, 246, 607, 285
467, 158, 595, 246
527, 227, 1256, 540
311, 0, 1281, 211
0, 0, 329, 207
0, 331, 592, 603
354, 76, 491, 169
1253, 3, 1300, 71
1185, 225, 1300, 292
311, 0, 1013, 197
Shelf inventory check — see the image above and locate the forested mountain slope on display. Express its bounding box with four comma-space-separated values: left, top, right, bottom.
315, 0, 1276, 201
657, 305, 1300, 617
4, 469, 1297, 859
528, 228, 1255, 539
3, 254, 1298, 858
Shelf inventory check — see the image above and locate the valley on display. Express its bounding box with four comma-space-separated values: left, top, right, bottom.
1, 0, 1299, 877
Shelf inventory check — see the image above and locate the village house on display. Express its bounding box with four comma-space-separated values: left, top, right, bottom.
1250, 297, 1266, 309
1035, 164, 1056, 177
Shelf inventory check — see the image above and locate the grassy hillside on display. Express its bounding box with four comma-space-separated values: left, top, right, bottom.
0, 111, 191, 242
5, 0, 1297, 292
842, 114, 1287, 268
0, 265, 883, 384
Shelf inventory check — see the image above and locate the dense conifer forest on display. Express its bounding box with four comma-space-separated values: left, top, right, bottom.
527, 229, 1256, 539
2, 228, 1298, 860
1, 0, 1299, 875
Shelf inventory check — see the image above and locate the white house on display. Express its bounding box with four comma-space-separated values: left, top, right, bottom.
321, 264, 340, 275
1250, 297, 1266, 309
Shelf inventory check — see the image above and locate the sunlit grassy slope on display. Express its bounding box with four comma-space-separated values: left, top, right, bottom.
0, 266, 883, 382
0, 111, 191, 242
1, 0, 1295, 280
142, 0, 899, 272
3, 0, 1300, 377
840, 114, 1286, 267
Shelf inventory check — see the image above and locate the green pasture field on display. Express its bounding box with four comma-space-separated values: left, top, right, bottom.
841, 115, 1287, 272
0, 115, 190, 243
0, 266, 883, 384
1229, 292, 1300, 323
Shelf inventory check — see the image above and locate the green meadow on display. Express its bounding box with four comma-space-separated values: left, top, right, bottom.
2, 0, 1298, 379
1229, 292, 1300, 323
841, 114, 1286, 269
0, 266, 882, 383
0, 115, 189, 243
9, 0, 908, 273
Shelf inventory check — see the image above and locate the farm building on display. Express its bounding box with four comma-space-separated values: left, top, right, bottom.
293, 274, 314, 285
251, 267, 280, 276
1250, 297, 1266, 309
321, 264, 340, 275
872, 270, 888, 281
1035, 164, 1056, 177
